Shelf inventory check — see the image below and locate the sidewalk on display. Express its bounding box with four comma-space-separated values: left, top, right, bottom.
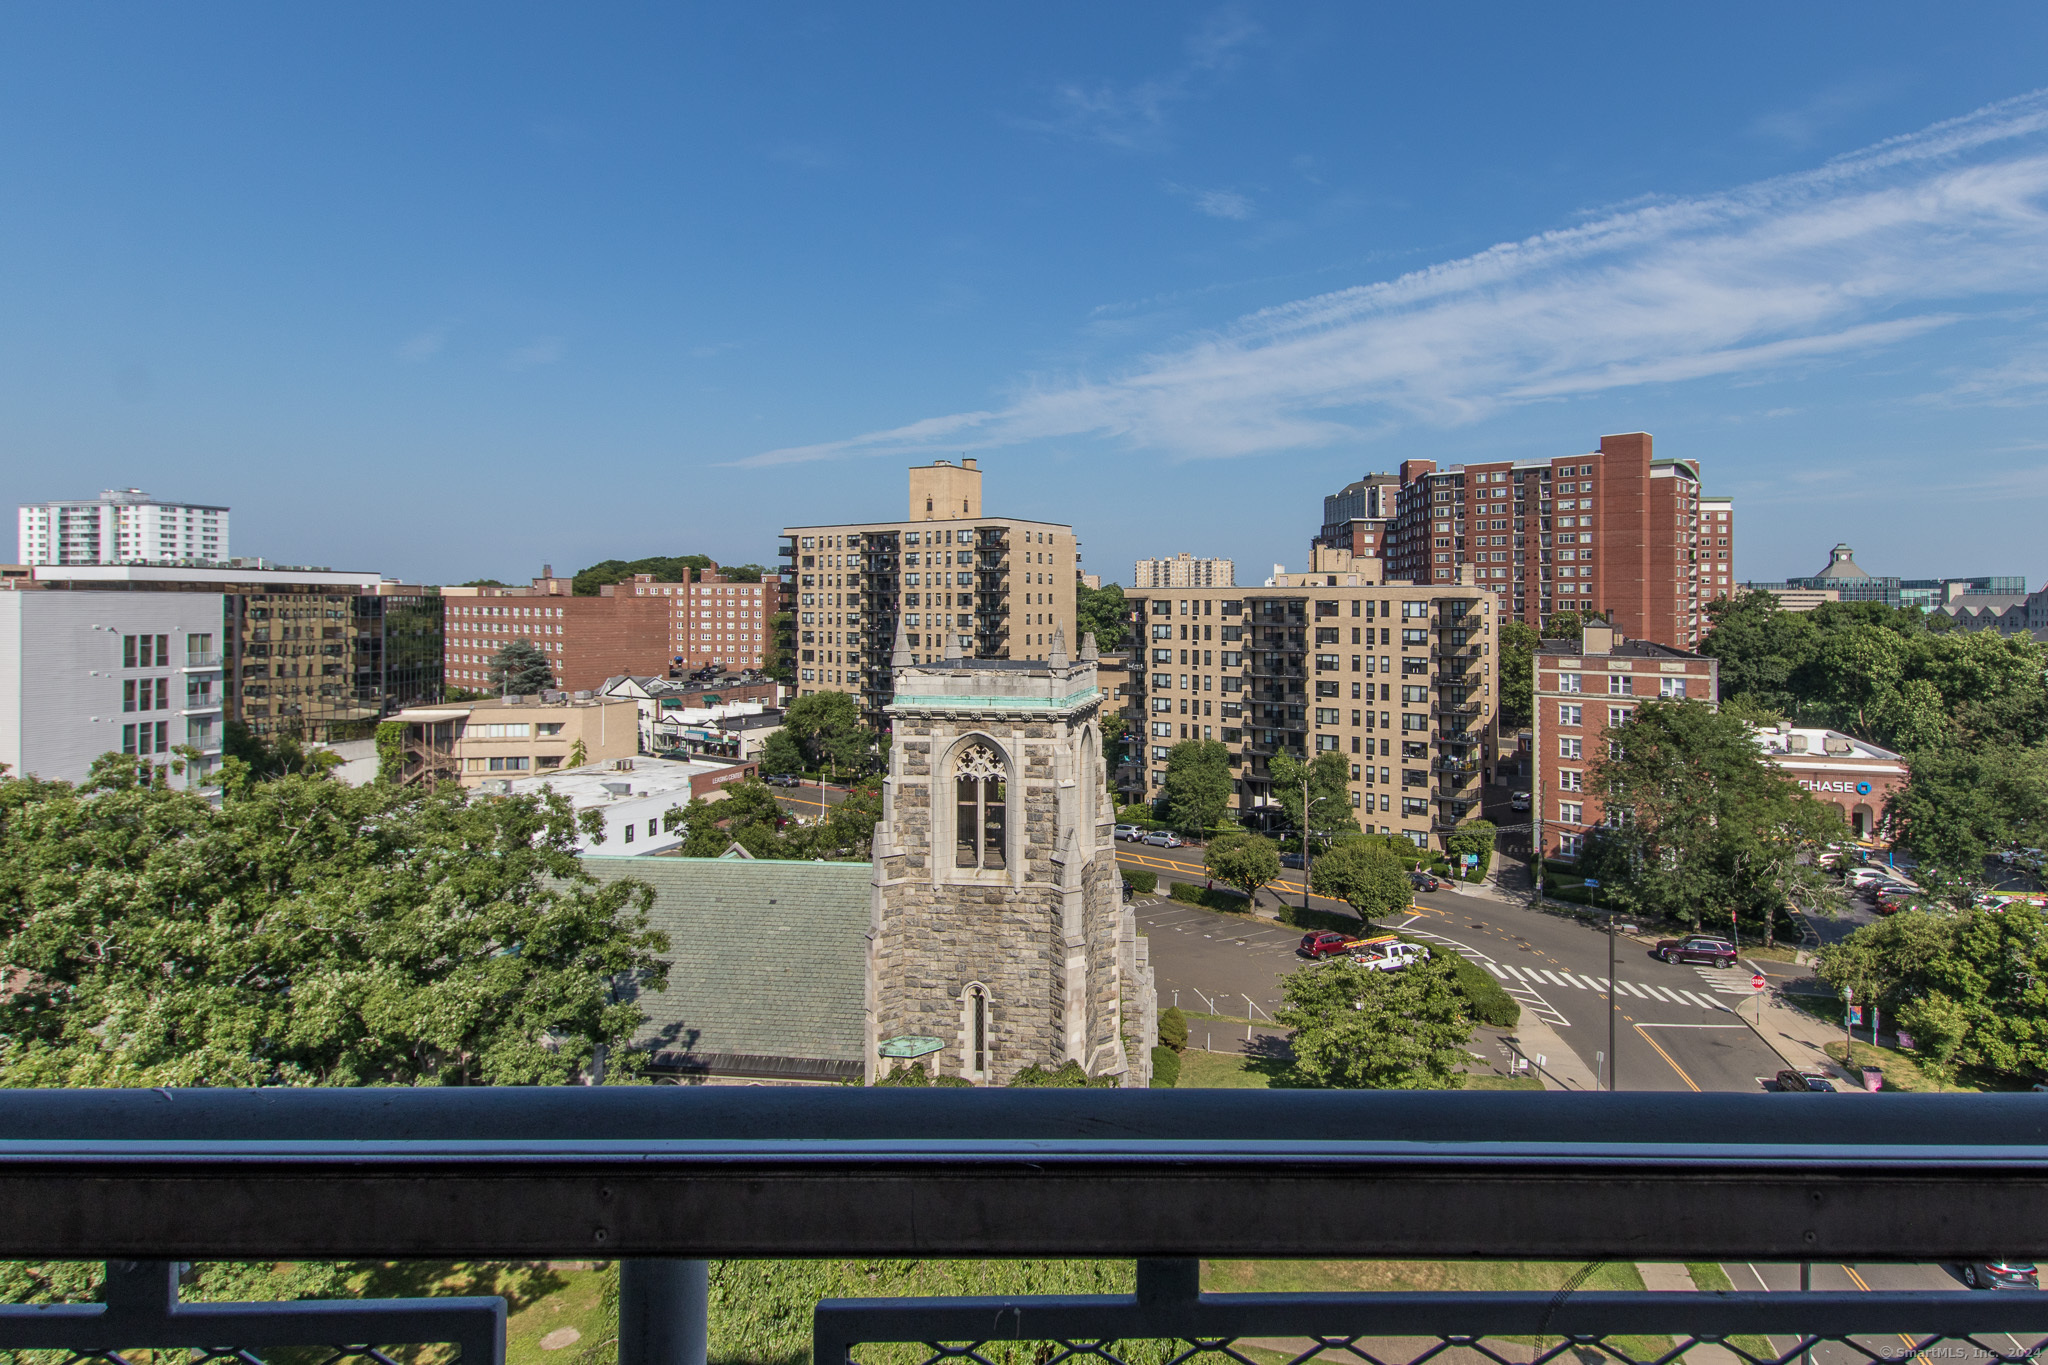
1505, 1011, 1602, 1091
1737, 988, 1864, 1085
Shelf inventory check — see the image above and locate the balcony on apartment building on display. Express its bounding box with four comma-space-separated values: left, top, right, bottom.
0, 1067, 1987, 1365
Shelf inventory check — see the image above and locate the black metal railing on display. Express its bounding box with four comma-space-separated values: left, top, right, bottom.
5, 1091, 2048, 1365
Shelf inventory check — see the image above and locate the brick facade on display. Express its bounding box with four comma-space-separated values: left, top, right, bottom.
1532, 624, 1720, 861
1386, 432, 1730, 650
444, 573, 672, 695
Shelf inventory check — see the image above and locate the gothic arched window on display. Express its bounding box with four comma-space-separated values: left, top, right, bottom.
954, 742, 1007, 870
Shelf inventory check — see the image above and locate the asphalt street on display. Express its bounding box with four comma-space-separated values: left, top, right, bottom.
1723, 1261, 2042, 1365
1124, 846, 1788, 1093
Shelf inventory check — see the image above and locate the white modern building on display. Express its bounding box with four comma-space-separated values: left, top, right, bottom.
0, 590, 227, 787
492, 756, 753, 854
18, 490, 230, 566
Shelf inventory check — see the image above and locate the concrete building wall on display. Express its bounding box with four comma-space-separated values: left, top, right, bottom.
453, 696, 639, 784
908, 458, 983, 521
0, 590, 226, 787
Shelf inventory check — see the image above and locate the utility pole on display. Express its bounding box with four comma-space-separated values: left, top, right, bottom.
1607, 908, 1618, 1091
1842, 985, 1854, 1072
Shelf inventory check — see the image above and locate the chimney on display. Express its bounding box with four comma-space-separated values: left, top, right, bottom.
543, 564, 553, 579
1581, 622, 1616, 656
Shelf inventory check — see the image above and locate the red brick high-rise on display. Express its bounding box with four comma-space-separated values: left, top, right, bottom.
1383, 432, 1730, 649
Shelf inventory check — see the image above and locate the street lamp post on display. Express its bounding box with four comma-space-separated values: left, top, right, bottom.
1301, 785, 1331, 912
1607, 907, 1618, 1091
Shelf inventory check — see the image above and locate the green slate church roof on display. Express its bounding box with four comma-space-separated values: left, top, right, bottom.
580, 854, 870, 1083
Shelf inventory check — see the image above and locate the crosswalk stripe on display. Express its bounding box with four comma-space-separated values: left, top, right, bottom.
1641, 985, 1681, 1004
1681, 990, 1729, 1011
1536, 969, 1568, 988
1501, 963, 1530, 983
1616, 980, 1647, 999
1486, 963, 1508, 979
1584, 975, 1611, 993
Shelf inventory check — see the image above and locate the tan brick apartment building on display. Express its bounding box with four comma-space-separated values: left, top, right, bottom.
1122, 548, 1496, 851
1134, 553, 1235, 588
442, 563, 778, 694
1532, 622, 1720, 862
1385, 432, 1733, 650
780, 459, 1077, 724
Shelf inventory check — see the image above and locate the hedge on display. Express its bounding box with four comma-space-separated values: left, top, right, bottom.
1168, 882, 1250, 911
1444, 949, 1521, 1028
1150, 1045, 1182, 1088
1122, 869, 1157, 895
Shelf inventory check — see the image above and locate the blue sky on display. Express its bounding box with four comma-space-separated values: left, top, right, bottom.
5, 5, 2048, 588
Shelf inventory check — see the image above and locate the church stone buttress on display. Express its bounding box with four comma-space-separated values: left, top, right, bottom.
866, 628, 1156, 1086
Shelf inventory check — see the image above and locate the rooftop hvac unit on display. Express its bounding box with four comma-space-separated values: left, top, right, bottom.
478, 779, 513, 795
573, 690, 594, 701
504, 694, 525, 705
613, 758, 635, 770
601, 781, 633, 797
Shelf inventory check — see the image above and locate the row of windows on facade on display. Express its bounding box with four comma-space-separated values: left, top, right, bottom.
1141, 598, 1436, 620
121, 633, 214, 668
1552, 675, 1689, 697
797, 527, 1060, 551
122, 678, 216, 712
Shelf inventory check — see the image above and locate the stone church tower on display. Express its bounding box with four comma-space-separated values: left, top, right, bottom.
866, 625, 1155, 1086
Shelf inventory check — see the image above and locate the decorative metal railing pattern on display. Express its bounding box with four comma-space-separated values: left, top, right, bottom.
2, 1091, 2047, 1365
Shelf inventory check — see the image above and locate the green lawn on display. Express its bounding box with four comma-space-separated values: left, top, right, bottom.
506, 1264, 609, 1365
1171, 1048, 1542, 1090
1207, 1259, 1647, 1293
1824, 1039, 1983, 1092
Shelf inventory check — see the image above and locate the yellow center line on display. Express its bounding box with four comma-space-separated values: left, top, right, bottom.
1842, 1265, 1930, 1360
1632, 1023, 1701, 1092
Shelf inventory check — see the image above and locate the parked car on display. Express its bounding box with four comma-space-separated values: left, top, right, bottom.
762, 772, 801, 788
1350, 938, 1429, 972
1113, 823, 1143, 842
1960, 1261, 2039, 1291
1653, 935, 1738, 967
1279, 852, 1305, 869
1410, 871, 1446, 892
1299, 931, 1362, 959
1771, 1069, 1837, 1092
1139, 830, 1182, 848
1509, 791, 1531, 812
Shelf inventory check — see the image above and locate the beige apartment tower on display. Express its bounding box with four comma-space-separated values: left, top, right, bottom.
1134, 553, 1235, 588
1121, 548, 1495, 852
781, 460, 1078, 724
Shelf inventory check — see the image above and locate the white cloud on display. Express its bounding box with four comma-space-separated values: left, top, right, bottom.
505, 338, 565, 371
1016, 8, 1259, 151
395, 326, 450, 362
740, 89, 2048, 468
1194, 188, 1254, 220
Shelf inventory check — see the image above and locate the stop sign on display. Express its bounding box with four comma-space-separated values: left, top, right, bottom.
1751, 973, 1766, 991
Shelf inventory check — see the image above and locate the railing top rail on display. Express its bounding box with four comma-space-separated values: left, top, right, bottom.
3, 1090, 2048, 1260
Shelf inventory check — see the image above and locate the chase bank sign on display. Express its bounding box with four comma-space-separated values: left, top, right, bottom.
1800, 778, 1873, 796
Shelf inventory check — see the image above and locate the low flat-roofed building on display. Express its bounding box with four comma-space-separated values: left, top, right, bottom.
389, 693, 640, 787
489, 754, 759, 853
1753, 723, 1906, 842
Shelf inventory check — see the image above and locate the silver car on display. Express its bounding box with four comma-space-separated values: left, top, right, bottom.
1113, 824, 1142, 841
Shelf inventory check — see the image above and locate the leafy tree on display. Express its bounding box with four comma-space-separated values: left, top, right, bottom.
763, 609, 796, 683
760, 728, 805, 776
1008, 1059, 1117, 1087
1268, 749, 1358, 853
1161, 739, 1232, 835
1277, 954, 1472, 1089
572, 555, 709, 596
1816, 904, 2048, 1084
1442, 818, 1497, 878
0, 757, 670, 1088
220, 719, 342, 783
1308, 837, 1411, 922
818, 777, 884, 858
720, 564, 769, 583
567, 737, 589, 769
669, 779, 788, 858
1098, 713, 1128, 785
490, 639, 555, 695
1496, 619, 1539, 729
374, 720, 405, 785
458, 578, 508, 588
1580, 699, 1843, 941
1886, 744, 2048, 891
1204, 828, 1280, 904
1541, 611, 1585, 640
1075, 580, 1130, 653
1158, 1005, 1189, 1052
782, 690, 871, 776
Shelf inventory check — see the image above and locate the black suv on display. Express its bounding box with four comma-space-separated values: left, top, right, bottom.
1653, 935, 1738, 967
